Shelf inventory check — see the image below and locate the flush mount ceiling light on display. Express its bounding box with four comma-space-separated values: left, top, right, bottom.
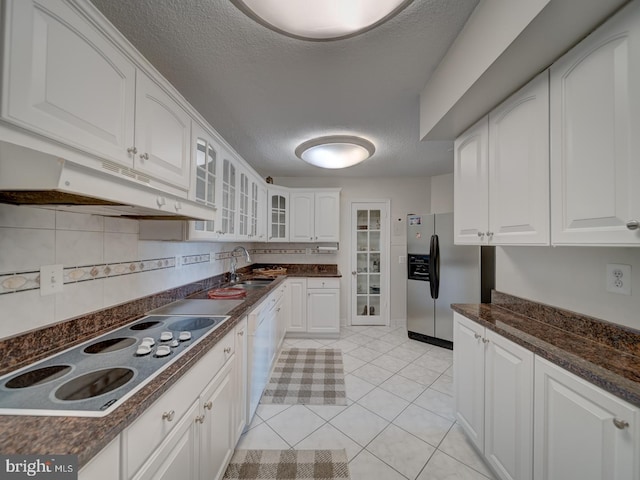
295, 136, 375, 169
232, 0, 413, 41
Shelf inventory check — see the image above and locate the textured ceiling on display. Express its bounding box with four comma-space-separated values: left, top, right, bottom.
90, 0, 479, 178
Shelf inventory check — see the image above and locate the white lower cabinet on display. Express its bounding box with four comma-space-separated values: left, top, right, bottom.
233, 318, 248, 444
453, 312, 533, 480
307, 278, 340, 335
199, 361, 235, 480
455, 312, 640, 480
123, 327, 237, 480
285, 278, 307, 333
79, 436, 120, 480
534, 357, 640, 480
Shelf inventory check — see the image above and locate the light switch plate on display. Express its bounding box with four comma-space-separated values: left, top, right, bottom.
40, 264, 63, 296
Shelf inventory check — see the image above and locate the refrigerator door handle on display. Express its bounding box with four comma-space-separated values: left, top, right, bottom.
429, 234, 440, 299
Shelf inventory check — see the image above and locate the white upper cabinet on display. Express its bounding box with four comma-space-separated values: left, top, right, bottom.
455, 72, 550, 246
550, 1, 640, 246
219, 155, 238, 240
454, 117, 490, 244
290, 190, 340, 242
2, 0, 193, 192
2, 0, 136, 166
250, 174, 267, 241
489, 71, 549, 245
134, 72, 191, 190
268, 187, 289, 242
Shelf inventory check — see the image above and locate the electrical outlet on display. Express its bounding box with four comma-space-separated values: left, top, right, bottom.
606, 264, 631, 295
40, 264, 63, 296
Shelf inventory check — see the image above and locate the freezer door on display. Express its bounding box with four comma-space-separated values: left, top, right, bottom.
407, 279, 435, 336
407, 214, 434, 254
434, 213, 481, 342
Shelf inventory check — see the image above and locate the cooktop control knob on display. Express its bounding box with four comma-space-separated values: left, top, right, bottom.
178, 331, 191, 342
169, 339, 180, 348
160, 331, 173, 342
156, 345, 171, 357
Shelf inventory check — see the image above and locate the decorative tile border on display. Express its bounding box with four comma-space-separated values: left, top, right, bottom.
182, 254, 210, 265
216, 246, 338, 260
0, 271, 40, 295
0, 255, 197, 296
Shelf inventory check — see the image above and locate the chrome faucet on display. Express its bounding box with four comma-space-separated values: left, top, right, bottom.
230, 246, 252, 283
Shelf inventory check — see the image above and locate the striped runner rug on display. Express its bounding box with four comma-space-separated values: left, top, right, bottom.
260, 348, 347, 405
223, 449, 351, 480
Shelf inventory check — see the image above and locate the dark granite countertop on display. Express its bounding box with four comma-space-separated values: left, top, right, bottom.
452, 291, 640, 408
0, 265, 340, 467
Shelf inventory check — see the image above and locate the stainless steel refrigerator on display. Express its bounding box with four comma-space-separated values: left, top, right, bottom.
406, 213, 494, 349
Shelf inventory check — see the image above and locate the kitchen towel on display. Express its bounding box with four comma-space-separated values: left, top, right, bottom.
223, 449, 351, 480
260, 348, 347, 405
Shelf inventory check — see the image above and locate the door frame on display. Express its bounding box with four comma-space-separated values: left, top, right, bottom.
350, 200, 390, 326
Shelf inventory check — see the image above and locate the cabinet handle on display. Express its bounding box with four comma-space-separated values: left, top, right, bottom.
310, 237, 313, 240
352, 271, 357, 276
224, 347, 231, 354
477, 232, 485, 238
195, 414, 206, 424
238, 330, 244, 336
626, 220, 639, 231
613, 418, 629, 429
162, 410, 175, 422
277, 307, 281, 312
487, 232, 494, 238
139, 152, 150, 161
482, 338, 490, 344
127, 146, 137, 155
474, 333, 482, 340
204, 401, 213, 410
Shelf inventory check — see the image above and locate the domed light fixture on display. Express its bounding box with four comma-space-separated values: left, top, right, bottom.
295, 135, 375, 169
232, 0, 413, 41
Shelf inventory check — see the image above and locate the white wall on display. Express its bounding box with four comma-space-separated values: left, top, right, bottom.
0, 204, 251, 340
273, 176, 431, 326
496, 246, 640, 330
430, 173, 454, 214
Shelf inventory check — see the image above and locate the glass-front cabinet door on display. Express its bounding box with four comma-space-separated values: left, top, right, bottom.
239, 170, 249, 238
268, 188, 289, 242
189, 122, 219, 240
220, 157, 237, 239
351, 203, 388, 326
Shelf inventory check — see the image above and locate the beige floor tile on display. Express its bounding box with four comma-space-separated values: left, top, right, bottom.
330, 403, 389, 446
348, 450, 406, 480
393, 404, 454, 447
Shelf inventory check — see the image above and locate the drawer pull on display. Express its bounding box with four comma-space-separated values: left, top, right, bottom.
204, 401, 213, 410
195, 414, 205, 424
482, 338, 490, 344
626, 220, 639, 230
162, 410, 175, 422
613, 418, 629, 429
127, 146, 137, 155
224, 347, 231, 354
238, 330, 244, 337
474, 333, 482, 340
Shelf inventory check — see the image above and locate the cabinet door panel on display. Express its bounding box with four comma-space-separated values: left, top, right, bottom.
135, 73, 191, 189
485, 330, 533, 480
550, 1, 640, 245
534, 357, 639, 480
454, 117, 489, 244
453, 313, 485, 451
307, 290, 339, 334
290, 192, 314, 242
489, 72, 549, 245
286, 278, 307, 333
200, 361, 234, 480
3, 0, 135, 166
315, 191, 340, 242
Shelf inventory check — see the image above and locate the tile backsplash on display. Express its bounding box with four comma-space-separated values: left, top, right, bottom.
0, 204, 231, 340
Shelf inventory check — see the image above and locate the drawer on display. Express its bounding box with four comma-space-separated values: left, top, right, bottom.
306, 278, 339, 289
124, 328, 234, 477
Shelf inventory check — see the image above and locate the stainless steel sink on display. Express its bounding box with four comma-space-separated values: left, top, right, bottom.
235, 279, 274, 286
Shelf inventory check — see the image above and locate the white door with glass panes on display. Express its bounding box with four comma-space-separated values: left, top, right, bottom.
351, 202, 389, 326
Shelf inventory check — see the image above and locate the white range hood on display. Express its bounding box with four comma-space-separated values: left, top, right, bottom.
0, 142, 214, 220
